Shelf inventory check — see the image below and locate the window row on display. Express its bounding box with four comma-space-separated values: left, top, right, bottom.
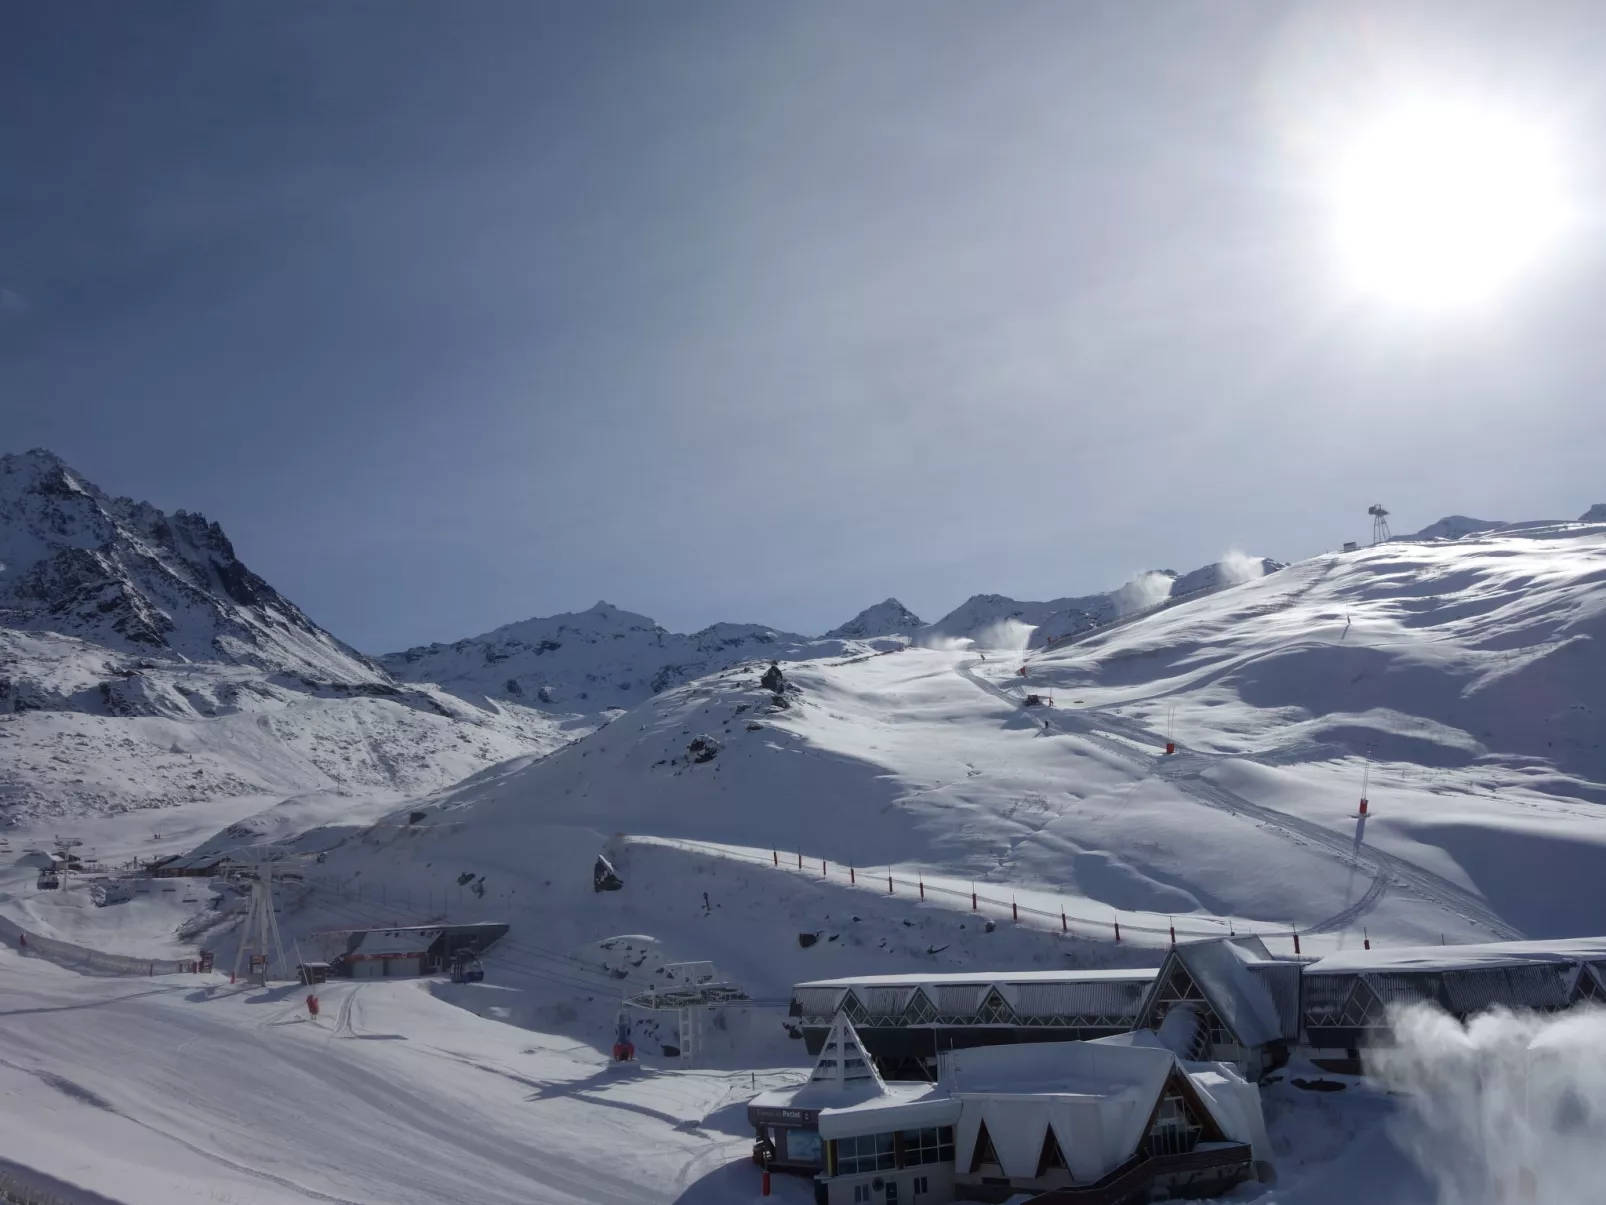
835, 1128, 955, 1176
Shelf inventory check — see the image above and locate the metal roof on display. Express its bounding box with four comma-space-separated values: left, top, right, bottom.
1306, 937, 1606, 975
797, 968, 1159, 989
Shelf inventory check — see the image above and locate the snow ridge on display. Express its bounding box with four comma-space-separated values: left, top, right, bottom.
0, 451, 569, 819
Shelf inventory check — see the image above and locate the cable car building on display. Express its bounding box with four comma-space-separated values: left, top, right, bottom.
1299, 937, 1606, 1056
793, 936, 1606, 1082
792, 970, 1159, 1078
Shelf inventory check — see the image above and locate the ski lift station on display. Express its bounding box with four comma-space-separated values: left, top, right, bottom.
306, 922, 509, 979
792, 935, 1606, 1083
752, 1012, 1268, 1205
761, 934, 1606, 1203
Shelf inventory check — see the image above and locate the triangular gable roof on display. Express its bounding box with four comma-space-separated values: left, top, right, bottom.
808, 1011, 886, 1095
1184, 1065, 1269, 1162
981, 1097, 1051, 1177
967, 1118, 1000, 1172
1037, 1122, 1067, 1176
948, 1039, 1176, 1182
1145, 938, 1284, 1049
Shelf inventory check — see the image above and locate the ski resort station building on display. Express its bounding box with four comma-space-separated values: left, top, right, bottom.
308, 922, 509, 978
791, 934, 1606, 1082
791, 967, 1159, 1079
751, 1013, 1269, 1205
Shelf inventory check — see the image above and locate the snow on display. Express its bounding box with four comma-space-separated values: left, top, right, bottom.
379, 600, 914, 719
1305, 935, 1606, 975
1, 453, 573, 821
797, 968, 1159, 988
824, 600, 924, 641
1406, 515, 1509, 541
0, 944, 792, 1205
1169, 937, 1288, 1049
920, 556, 1285, 650
5, 480, 1606, 1203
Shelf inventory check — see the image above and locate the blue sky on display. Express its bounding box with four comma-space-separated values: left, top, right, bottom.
4, 2, 1604, 652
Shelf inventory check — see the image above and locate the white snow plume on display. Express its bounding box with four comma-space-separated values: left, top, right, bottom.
1373, 1003, 1606, 1205
1110, 570, 1175, 617
970, 617, 1036, 650
1218, 548, 1268, 586
918, 632, 975, 651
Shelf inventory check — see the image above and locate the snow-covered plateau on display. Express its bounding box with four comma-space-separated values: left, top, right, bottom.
3, 448, 1606, 1205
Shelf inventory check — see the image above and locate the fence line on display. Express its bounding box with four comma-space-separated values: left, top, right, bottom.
0, 912, 190, 978
640, 836, 1304, 955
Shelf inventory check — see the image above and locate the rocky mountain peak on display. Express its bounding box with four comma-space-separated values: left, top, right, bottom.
0, 448, 378, 682
824, 598, 923, 640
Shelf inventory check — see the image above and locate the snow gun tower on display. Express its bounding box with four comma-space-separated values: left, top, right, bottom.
1368, 504, 1391, 545
231, 857, 289, 986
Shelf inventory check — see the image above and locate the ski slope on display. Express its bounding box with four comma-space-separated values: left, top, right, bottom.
0, 944, 810, 1205
309, 520, 1606, 996
4, 519, 1605, 1204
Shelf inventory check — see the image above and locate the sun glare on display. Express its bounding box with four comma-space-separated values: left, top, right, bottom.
1330, 102, 1569, 310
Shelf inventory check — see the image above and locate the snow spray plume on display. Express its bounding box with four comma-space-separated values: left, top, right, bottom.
919, 633, 974, 652
971, 618, 1036, 651
1110, 571, 1173, 617
1372, 1003, 1606, 1205
1218, 549, 1267, 586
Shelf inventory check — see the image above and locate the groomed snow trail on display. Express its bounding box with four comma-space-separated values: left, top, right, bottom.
0, 951, 769, 1205
953, 657, 1519, 940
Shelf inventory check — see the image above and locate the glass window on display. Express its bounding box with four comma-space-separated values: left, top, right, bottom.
900, 1127, 955, 1167
1143, 1092, 1202, 1158
837, 1133, 897, 1175
785, 1128, 822, 1164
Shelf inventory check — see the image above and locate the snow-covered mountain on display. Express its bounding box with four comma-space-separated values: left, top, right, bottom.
0, 451, 568, 819
380, 599, 916, 714
380, 559, 1295, 717
922, 555, 1284, 649
1407, 515, 1509, 541
325, 513, 1606, 984
1, 449, 376, 681
824, 598, 923, 639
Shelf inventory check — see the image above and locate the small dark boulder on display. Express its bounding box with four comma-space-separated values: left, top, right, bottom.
798, 932, 819, 948
760, 662, 786, 693
594, 854, 624, 892
407, 811, 427, 825
687, 735, 719, 763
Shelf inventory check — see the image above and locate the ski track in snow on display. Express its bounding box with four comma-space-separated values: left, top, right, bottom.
952, 657, 1517, 940
0, 956, 762, 1205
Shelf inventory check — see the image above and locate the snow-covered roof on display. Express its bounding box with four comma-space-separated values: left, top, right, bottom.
796, 968, 1158, 989
1306, 936, 1606, 976
1167, 937, 1290, 1048
752, 1014, 896, 1117
349, 928, 442, 957
815, 1082, 958, 1138
936, 1040, 1262, 1183
795, 969, 1159, 1024
809, 1012, 886, 1093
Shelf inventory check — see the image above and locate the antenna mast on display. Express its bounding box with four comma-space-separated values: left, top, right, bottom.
1367, 504, 1392, 545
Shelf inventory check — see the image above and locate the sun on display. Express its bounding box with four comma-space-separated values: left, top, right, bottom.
1328, 101, 1569, 310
